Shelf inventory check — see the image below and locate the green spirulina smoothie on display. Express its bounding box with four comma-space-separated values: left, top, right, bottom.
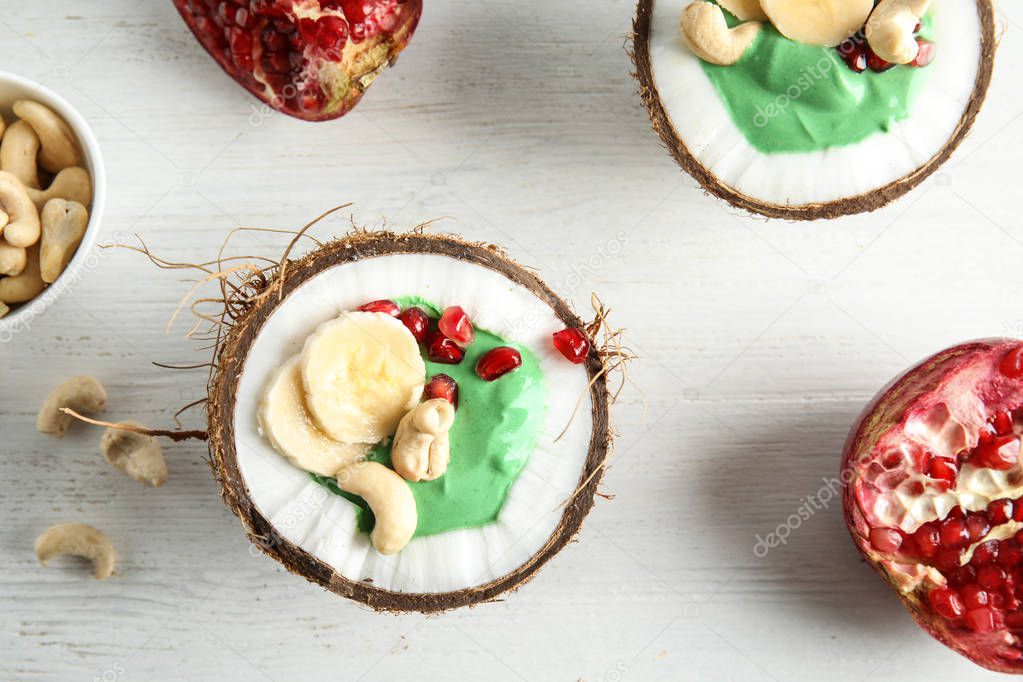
699, 10, 934, 153
312, 297, 547, 537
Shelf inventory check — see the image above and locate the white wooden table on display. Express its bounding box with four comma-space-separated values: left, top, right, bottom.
1, 2, 1021, 680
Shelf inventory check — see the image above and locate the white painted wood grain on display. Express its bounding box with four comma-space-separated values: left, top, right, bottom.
0, 1, 1021, 680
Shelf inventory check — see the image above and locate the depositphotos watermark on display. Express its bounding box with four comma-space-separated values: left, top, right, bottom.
752, 55, 835, 128
752, 470, 852, 558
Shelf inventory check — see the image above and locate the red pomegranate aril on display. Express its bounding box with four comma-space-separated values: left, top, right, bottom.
869, 528, 903, 554
999, 545, 1023, 569
476, 346, 523, 382
423, 373, 458, 410
967, 514, 992, 542
972, 541, 999, 568
926, 456, 956, 484
965, 607, 999, 633
358, 299, 400, 317
940, 518, 969, 549
866, 46, 894, 73
910, 39, 935, 68
993, 412, 1014, 436
947, 565, 976, 588
438, 306, 474, 346
398, 306, 429, 343
552, 328, 591, 364
936, 548, 963, 571
426, 332, 465, 365
948, 506, 966, 520
914, 525, 940, 559
990, 499, 1015, 525
928, 588, 966, 620
973, 436, 1019, 470
962, 584, 991, 610
1001, 346, 1023, 378
978, 566, 1008, 590
1015, 501, 1023, 523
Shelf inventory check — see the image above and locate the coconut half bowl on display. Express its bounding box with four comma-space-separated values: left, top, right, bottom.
632, 0, 997, 220
206, 231, 614, 612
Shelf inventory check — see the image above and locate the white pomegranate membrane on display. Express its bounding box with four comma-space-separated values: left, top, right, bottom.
843, 340, 1023, 672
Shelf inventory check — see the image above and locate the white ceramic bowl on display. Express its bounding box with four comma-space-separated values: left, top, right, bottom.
0, 71, 106, 337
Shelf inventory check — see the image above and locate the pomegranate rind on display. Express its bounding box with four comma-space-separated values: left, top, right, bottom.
171, 0, 423, 122
841, 339, 1023, 673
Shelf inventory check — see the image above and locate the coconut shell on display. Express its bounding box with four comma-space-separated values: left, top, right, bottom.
206, 231, 612, 613
631, 0, 997, 220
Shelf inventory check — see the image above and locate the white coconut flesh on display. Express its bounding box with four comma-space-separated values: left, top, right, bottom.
234, 253, 593, 594
647, 0, 982, 206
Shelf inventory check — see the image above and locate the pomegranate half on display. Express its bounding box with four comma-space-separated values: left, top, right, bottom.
842, 339, 1023, 672
172, 0, 423, 121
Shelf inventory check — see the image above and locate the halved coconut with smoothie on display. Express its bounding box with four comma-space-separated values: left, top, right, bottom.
633, 0, 996, 219
207, 230, 617, 612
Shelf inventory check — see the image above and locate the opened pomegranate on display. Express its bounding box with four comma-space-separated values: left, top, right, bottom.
842, 339, 1023, 673
172, 0, 423, 121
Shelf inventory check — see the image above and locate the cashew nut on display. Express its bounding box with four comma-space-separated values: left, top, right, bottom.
35, 522, 115, 579
0, 301, 8, 319
27, 167, 92, 212
681, 1, 762, 67
337, 461, 417, 555
0, 240, 26, 276
13, 100, 80, 173
101, 421, 167, 487
0, 113, 7, 139
391, 399, 455, 482
37, 375, 107, 437
0, 120, 40, 189
0, 170, 40, 248
866, 0, 932, 64
40, 198, 88, 283
0, 242, 44, 303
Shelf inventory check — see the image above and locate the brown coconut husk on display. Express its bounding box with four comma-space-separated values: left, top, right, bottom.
630, 0, 997, 220
114, 213, 625, 613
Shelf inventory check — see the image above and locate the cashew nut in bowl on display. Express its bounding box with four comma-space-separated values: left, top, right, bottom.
35, 522, 115, 579
866, 0, 931, 64
0, 241, 26, 276
101, 421, 167, 487
40, 198, 88, 284
0, 242, 43, 303
37, 375, 107, 437
337, 461, 417, 555
0, 120, 40, 189
27, 167, 93, 211
0, 171, 40, 248
13, 100, 81, 173
681, 1, 761, 67
392, 398, 455, 482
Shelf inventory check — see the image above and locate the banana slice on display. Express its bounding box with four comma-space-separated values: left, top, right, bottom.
259, 356, 370, 476
719, 0, 768, 21
302, 311, 425, 444
759, 0, 873, 47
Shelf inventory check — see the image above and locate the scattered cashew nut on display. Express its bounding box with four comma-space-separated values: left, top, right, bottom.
37, 375, 107, 437
0, 242, 43, 303
681, 1, 762, 67
337, 461, 417, 555
0, 241, 26, 276
0, 170, 40, 248
391, 398, 455, 482
35, 522, 115, 579
866, 0, 932, 65
40, 198, 88, 283
0, 120, 41, 189
27, 167, 93, 212
101, 421, 167, 487
13, 100, 81, 173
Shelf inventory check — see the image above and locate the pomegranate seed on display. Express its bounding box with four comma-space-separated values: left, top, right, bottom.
1015, 530, 1023, 545
425, 331, 465, 365
965, 607, 999, 633
999, 545, 1023, 569
398, 306, 429, 342
1001, 347, 1023, 379
552, 328, 591, 364
869, 528, 903, 554
972, 541, 999, 568
866, 46, 894, 73
990, 499, 1015, 525
1007, 612, 1023, 629
438, 306, 474, 346
962, 584, 990, 610
939, 518, 969, 549
423, 373, 458, 409
993, 412, 1014, 436
476, 346, 523, 382
948, 506, 966, 520
936, 548, 962, 571
926, 457, 956, 484
928, 588, 965, 620
358, 299, 400, 317
914, 525, 940, 559
978, 565, 1008, 590
973, 435, 1019, 470
1014, 501, 1023, 523
947, 565, 976, 587
910, 39, 935, 68
967, 514, 991, 542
